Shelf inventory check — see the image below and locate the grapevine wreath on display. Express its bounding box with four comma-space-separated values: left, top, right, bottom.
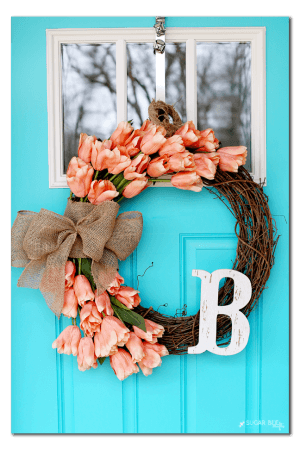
11, 101, 277, 381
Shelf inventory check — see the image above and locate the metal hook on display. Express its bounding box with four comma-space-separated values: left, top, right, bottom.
153, 17, 166, 54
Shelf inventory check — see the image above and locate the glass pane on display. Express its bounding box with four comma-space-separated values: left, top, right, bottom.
196, 42, 251, 171
127, 43, 155, 128
61, 44, 117, 173
165, 42, 186, 123
127, 42, 186, 128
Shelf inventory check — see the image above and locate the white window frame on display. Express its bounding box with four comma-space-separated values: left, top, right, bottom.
46, 27, 266, 188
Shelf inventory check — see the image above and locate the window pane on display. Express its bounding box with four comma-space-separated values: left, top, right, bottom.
196, 42, 251, 171
165, 43, 186, 123
127, 43, 155, 128
61, 44, 117, 173
127, 42, 186, 128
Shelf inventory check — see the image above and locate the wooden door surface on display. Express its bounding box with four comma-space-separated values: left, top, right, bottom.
11, 16, 289, 434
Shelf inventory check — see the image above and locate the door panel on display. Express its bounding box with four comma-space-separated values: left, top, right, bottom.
11, 16, 289, 434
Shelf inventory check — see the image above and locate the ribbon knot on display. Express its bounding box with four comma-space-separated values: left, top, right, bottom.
11, 200, 143, 317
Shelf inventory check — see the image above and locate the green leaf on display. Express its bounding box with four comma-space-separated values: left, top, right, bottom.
110, 296, 131, 310
98, 357, 106, 365
111, 305, 146, 332
81, 258, 96, 290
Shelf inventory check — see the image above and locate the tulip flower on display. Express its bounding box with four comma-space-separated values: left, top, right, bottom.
147, 155, 170, 178
91, 140, 113, 171
133, 318, 164, 344
115, 286, 141, 309
171, 171, 203, 192
77, 337, 97, 371
88, 180, 119, 205
52, 325, 81, 356
94, 316, 130, 358
168, 150, 196, 173
66, 157, 94, 198
193, 128, 219, 151
62, 288, 78, 319
65, 261, 76, 290
95, 290, 114, 316
159, 135, 185, 157
110, 121, 134, 147
125, 332, 145, 363
194, 152, 220, 180
80, 302, 103, 337
140, 126, 167, 155
107, 272, 125, 296
138, 341, 168, 376
110, 348, 139, 381
105, 146, 131, 174
175, 121, 199, 147
217, 146, 247, 172
122, 176, 149, 198
78, 133, 97, 163
73, 275, 94, 306
124, 153, 150, 180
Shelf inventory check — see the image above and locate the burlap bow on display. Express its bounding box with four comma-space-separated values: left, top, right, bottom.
11, 200, 143, 317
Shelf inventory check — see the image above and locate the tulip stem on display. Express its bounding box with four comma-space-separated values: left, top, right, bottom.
149, 178, 171, 182
69, 191, 73, 200
80, 197, 84, 202
109, 173, 119, 183
78, 258, 82, 275
103, 171, 110, 179
94, 170, 99, 180
117, 195, 124, 203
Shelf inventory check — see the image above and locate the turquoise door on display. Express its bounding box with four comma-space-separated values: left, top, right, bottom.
11, 16, 289, 434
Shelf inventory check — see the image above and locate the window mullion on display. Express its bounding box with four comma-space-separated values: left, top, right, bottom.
186, 39, 197, 125
116, 39, 127, 123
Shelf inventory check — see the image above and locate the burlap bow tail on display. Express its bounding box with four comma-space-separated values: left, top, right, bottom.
11, 200, 143, 317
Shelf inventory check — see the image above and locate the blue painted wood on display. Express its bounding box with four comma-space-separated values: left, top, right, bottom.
11, 16, 289, 434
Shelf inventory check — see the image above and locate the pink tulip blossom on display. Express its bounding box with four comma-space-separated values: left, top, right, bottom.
123, 153, 150, 181
78, 133, 97, 163
115, 286, 141, 309
122, 176, 149, 198
66, 157, 94, 198
168, 150, 196, 173
91, 140, 113, 171
107, 272, 125, 295
125, 332, 145, 363
133, 318, 164, 344
193, 128, 219, 151
62, 288, 78, 319
175, 121, 199, 147
73, 275, 95, 306
194, 152, 220, 179
88, 180, 119, 205
217, 146, 247, 172
80, 302, 103, 337
94, 316, 130, 358
110, 348, 139, 381
110, 121, 134, 147
140, 126, 167, 155
171, 171, 203, 192
65, 261, 76, 290
138, 341, 169, 376
147, 155, 170, 178
159, 135, 185, 157
95, 290, 114, 316
52, 325, 81, 356
77, 337, 98, 371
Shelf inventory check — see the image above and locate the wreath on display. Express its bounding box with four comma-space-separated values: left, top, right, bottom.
11, 101, 277, 381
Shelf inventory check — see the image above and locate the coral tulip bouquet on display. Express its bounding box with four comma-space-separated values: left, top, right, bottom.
12, 105, 248, 381
52, 117, 247, 380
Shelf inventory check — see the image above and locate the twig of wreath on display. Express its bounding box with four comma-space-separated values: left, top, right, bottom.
136, 166, 278, 354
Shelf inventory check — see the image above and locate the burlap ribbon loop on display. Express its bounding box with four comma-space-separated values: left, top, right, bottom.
11, 200, 143, 317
